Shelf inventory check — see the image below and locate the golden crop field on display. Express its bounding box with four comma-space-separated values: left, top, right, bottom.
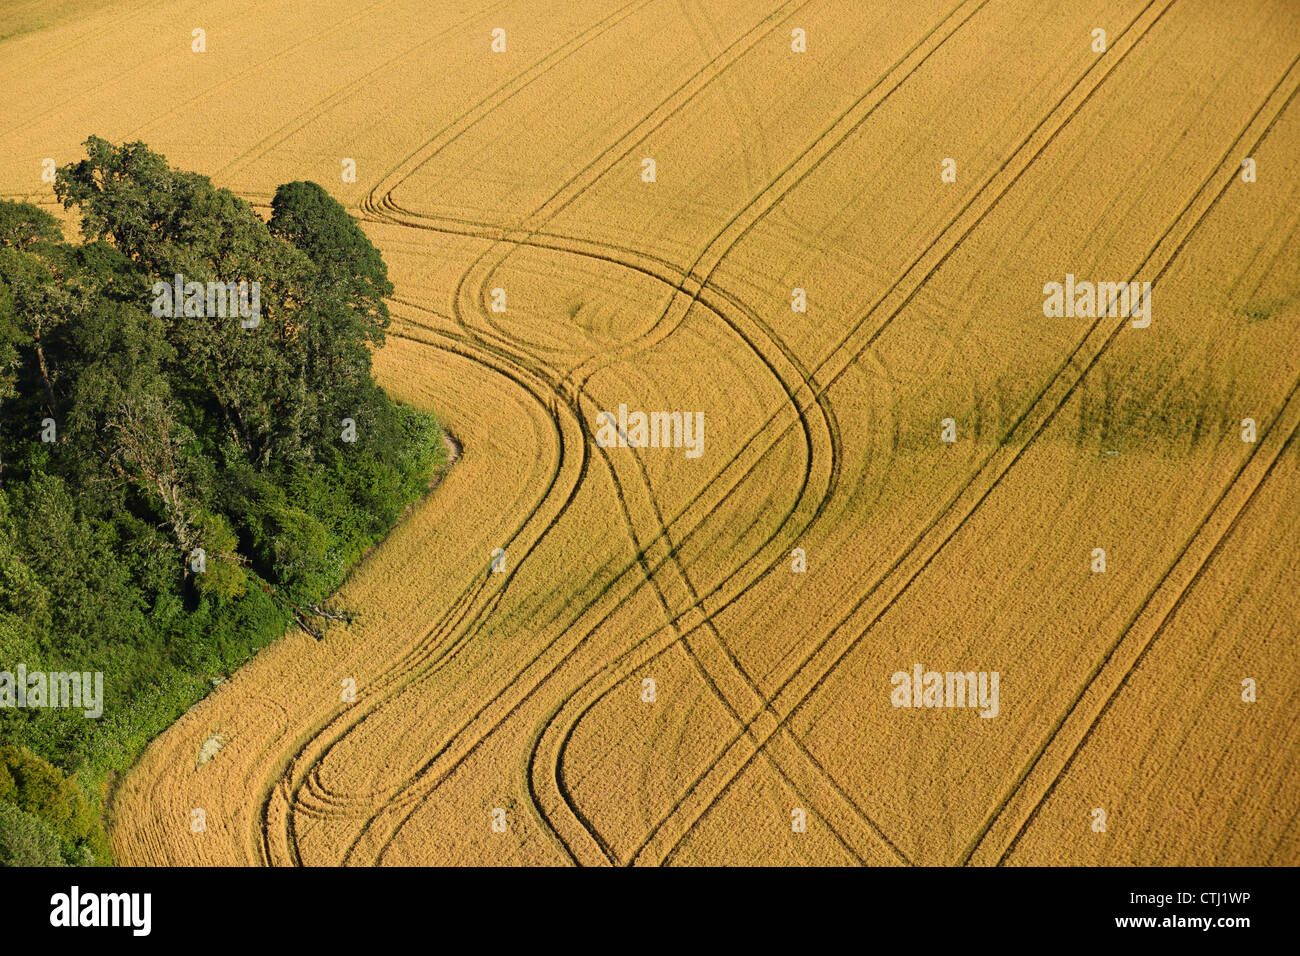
3, 0, 1297, 866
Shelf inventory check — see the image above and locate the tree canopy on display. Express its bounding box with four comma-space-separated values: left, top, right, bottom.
0, 138, 447, 864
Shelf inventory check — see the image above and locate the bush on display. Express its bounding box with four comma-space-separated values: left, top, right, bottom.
0, 801, 65, 866
0, 145, 448, 864
0, 745, 110, 864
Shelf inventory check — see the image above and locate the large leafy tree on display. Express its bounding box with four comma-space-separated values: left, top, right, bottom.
0, 140, 445, 864
0, 203, 76, 483
269, 180, 392, 340
0, 237, 88, 416
55, 137, 316, 466
269, 181, 393, 445
0, 202, 61, 249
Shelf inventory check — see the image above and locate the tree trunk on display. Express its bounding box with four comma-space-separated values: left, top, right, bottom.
32, 333, 55, 412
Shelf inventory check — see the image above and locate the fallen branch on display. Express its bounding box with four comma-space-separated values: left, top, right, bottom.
306, 603, 357, 624
252, 579, 356, 641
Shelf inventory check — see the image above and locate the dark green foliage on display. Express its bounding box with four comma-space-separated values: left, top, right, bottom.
0, 202, 61, 249
0, 745, 109, 864
268, 180, 392, 341
268, 180, 394, 457
0, 139, 447, 864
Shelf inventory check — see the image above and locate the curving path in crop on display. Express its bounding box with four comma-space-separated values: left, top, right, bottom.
1, 0, 1296, 865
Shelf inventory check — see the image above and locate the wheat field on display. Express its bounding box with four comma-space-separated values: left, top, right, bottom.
3, 0, 1298, 866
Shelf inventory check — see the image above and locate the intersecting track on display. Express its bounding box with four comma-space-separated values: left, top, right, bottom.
256, 0, 861, 862
269, 0, 987, 868
346, 0, 999, 865
258, 329, 578, 864
359, 0, 1175, 864
646, 34, 1300, 866
267, 0, 1216, 865
35, 0, 1286, 866
964, 68, 1300, 865
647, 38, 1300, 866
353, 0, 1196, 863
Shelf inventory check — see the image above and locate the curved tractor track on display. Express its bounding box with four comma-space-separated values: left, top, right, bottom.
342, 0, 1005, 866
4, 0, 1286, 866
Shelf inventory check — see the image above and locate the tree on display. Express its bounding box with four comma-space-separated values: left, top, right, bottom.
0, 801, 65, 866
0, 745, 110, 864
269, 180, 392, 343
55, 137, 317, 466
0, 201, 61, 250
0, 281, 20, 482
0, 142, 444, 864
270, 182, 393, 440
0, 492, 50, 627
0, 242, 91, 415
105, 393, 200, 551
